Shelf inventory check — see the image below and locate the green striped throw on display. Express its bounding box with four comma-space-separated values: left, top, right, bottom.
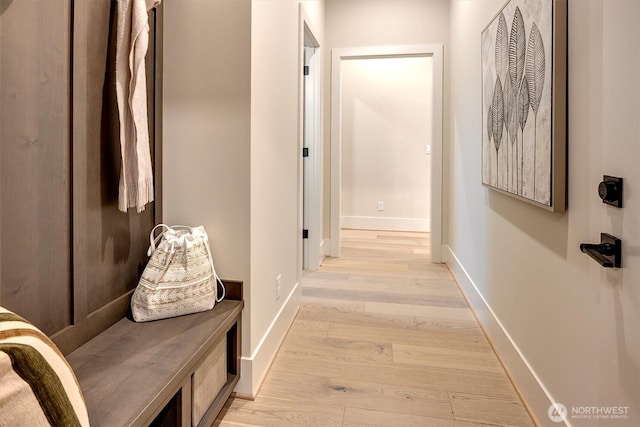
0, 307, 89, 426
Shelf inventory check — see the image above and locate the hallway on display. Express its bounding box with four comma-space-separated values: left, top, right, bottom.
216, 230, 534, 426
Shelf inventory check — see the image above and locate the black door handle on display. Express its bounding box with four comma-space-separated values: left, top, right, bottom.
579, 243, 615, 256
580, 234, 621, 268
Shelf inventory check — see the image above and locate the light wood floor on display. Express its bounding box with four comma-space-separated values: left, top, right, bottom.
215, 230, 535, 427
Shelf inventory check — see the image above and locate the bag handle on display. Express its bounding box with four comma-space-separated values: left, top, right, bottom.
147, 224, 170, 256
201, 230, 226, 303
148, 224, 226, 303
147, 224, 197, 256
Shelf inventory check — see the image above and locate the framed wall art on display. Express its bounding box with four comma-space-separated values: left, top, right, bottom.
481, 0, 567, 212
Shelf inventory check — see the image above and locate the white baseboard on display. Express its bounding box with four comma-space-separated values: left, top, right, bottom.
341, 216, 430, 232
320, 239, 328, 255
319, 239, 329, 263
234, 282, 301, 398
444, 245, 570, 427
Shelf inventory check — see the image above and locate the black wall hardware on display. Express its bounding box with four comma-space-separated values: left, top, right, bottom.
598, 175, 623, 208
580, 233, 621, 268
303, 229, 309, 239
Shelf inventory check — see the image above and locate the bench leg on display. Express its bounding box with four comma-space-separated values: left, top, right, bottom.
179, 377, 192, 427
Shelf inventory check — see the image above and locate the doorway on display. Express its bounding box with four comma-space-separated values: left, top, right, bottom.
299, 6, 321, 276
330, 45, 444, 262
341, 55, 432, 233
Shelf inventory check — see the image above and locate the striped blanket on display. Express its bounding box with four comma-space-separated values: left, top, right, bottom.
0, 307, 89, 426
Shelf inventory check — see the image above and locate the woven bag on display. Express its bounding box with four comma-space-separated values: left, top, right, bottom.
131, 224, 225, 322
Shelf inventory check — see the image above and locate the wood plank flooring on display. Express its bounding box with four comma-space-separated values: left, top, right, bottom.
215, 230, 535, 427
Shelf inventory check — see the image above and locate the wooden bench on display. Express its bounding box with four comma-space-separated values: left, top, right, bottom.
67, 281, 243, 427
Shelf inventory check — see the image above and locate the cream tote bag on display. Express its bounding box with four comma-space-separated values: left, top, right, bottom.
131, 224, 225, 322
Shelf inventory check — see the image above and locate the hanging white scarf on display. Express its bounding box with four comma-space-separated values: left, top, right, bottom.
115, 0, 161, 213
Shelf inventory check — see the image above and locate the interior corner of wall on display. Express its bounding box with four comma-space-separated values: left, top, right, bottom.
233, 281, 301, 397
234, 357, 254, 398
320, 239, 330, 257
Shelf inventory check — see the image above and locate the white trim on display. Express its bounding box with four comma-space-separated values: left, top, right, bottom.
320, 239, 330, 257
430, 47, 443, 263
235, 282, 301, 397
299, 5, 323, 273
341, 216, 430, 232
444, 246, 571, 427
330, 48, 342, 257
330, 45, 444, 262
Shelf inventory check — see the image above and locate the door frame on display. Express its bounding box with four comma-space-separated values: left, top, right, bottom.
298, 5, 321, 279
330, 45, 444, 262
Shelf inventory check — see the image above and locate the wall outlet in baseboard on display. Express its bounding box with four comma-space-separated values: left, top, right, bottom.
275, 274, 282, 299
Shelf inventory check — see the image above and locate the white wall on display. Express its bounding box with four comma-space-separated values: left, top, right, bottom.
163, 0, 325, 397
162, 0, 252, 355
447, 0, 640, 425
341, 56, 432, 232
245, 0, 324, 396
324, 0, 450, 240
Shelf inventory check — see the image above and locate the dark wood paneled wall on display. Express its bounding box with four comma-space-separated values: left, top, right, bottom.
0, 0, 73, 335
0, 0, 163, 354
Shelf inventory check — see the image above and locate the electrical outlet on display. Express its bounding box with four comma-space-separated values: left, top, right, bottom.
276, 274, 282, 299
426, 145, 431, 154
377, 201, 384, 211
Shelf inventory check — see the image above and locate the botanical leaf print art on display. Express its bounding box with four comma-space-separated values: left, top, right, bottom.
525, 22, 546, 199
491, 76, 505, 187
509, 6, 526, 194
495, 13, 509, 83
518, 76, 530, 195
481, 0, 553, 206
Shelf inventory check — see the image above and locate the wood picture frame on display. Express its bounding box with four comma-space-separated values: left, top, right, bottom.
481, 0, 567, 212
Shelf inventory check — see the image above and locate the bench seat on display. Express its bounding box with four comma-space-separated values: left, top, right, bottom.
67, 282, 243, 427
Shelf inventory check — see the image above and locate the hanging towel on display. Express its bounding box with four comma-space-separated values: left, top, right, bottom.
115, 0, 161, 213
